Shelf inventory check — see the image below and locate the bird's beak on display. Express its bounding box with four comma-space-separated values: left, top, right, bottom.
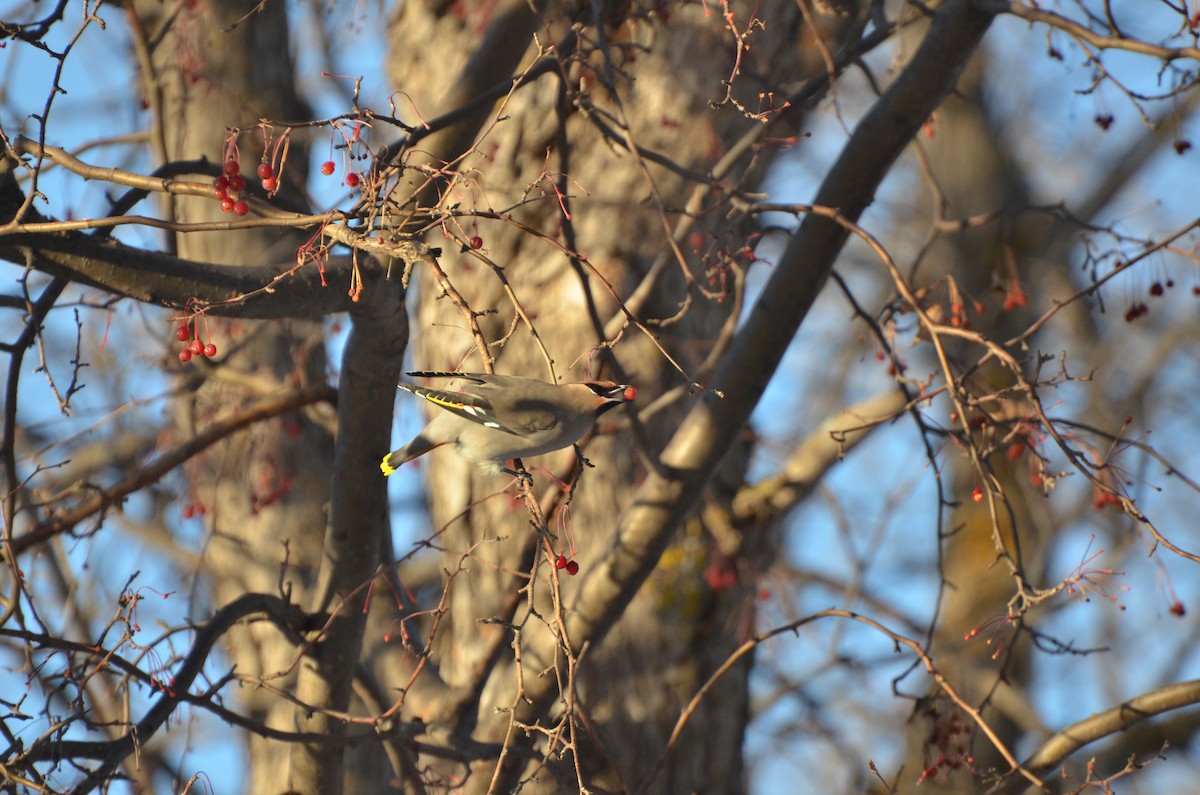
590, 382, 636, 403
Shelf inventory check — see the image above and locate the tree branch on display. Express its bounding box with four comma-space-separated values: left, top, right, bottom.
0, 152, 425, 317
9, 593, 306, 788
485, 0, 999, 787
984, 1, 1200, 63
731, 389, 909, 523
8, 384, 335, 556
988, 679, 1200, 794
287, 259, 407, 795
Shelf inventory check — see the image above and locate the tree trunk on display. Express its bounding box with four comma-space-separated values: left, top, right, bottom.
381, 0, 868, 791
129, 2, 333, 791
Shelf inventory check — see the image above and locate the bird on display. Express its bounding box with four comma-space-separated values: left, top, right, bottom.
380, 371, 637, 477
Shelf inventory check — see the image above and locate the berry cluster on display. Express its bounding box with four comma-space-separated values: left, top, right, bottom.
174, 320, 218, 363
1123, 302, 1150, 323
915, 706, 974, 786
211, 160, 250, 216
1001, 286, 1028, 312
1092, 487, 1122, 511
945, 299, 984, 329
1122, 277, 1200, 322
250, 474, 293, 514
555, 554, 580, 576
181, 501, 207, 519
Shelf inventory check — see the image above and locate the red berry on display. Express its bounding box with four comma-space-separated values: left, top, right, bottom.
345, 172, 360, 188
469, 235, 484, 249
213, 176, 229, 191
181, 504, 195, 519
261, 177, 277, 191
224, 159, 240, 176
320, 160, 335, 176
555, 554, 568, 570
233, 200, 249, 216
189, 339, 204, 355
175, 324, 190, 341
565, 560, 580, 576
256, 162, 273, 180
212, 188, 228, 201
227, 174, 246, 192
971, 486, 983, 503
1149, 281, 1164, 297
179, 349, 193, 363
220, 197, 235, 213
1002, 289, 1028, 312
203, 343, 217, 357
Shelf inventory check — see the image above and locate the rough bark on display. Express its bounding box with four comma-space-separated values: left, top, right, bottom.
382, 0, 994, 792
128, 2, 335, 792
289, 276, 406, 794
384, 0, 810, 789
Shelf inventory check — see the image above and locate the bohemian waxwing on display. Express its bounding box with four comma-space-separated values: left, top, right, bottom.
380, 371, 637, 476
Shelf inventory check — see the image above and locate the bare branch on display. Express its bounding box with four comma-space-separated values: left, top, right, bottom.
8, 384, 335, 556
988, 679, 1200, 794
485, 1, 999, 788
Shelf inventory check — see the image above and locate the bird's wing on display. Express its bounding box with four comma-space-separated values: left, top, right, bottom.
401, 386, 570, 437
400, 373, 566, 436
399, 383, 531, 436
489, 397, 563, 435
405, 371, 489, 384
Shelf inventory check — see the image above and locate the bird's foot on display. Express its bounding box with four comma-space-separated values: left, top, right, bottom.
504, 460, 534, 493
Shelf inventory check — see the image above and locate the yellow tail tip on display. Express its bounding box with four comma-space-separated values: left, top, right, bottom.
380, 456, 397, 476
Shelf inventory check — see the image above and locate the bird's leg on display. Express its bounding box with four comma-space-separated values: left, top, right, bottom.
504, 458, 534, 492
559, 444, 594, 504
573, 444, 594, 470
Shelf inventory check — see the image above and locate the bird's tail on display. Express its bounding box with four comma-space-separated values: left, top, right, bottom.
380, 435, 446, 476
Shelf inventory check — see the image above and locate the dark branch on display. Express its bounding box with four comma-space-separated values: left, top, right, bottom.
8, 384, 335, 556
0, 153, 422, 318
0, 230, 372, 317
